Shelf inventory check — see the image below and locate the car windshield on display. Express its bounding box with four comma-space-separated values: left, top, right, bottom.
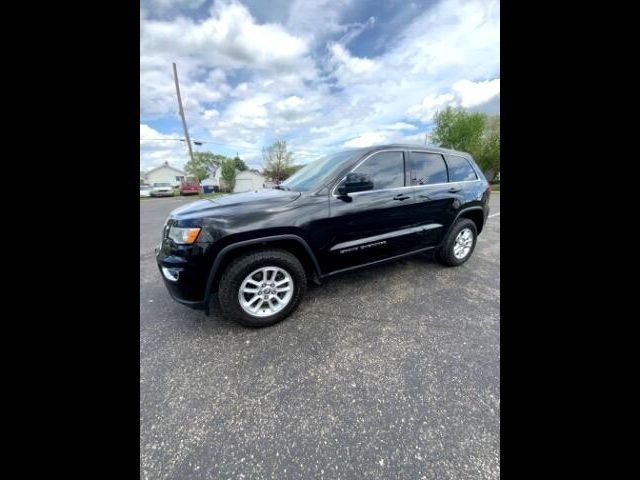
154, 183, 170, 187
279, 150, 360, 192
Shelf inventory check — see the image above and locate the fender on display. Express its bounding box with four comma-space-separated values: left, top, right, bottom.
203, 234, 322, 314
446, 205, 485, 237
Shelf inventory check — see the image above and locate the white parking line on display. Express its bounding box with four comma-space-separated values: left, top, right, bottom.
488, 212, 500, 218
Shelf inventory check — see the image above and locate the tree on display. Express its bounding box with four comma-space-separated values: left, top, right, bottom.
185, 151, 227, 182
233, 154, 248, 172
476, 116, 500, 181
431, 107, 500, 180
285, 164, 304, 177
262, 140, 294, 182
431, 107, 485, 153
220, 158, 237, 192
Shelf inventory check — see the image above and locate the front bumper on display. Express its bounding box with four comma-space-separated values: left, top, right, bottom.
155, 239, 214, 311
163, 282, 205, 310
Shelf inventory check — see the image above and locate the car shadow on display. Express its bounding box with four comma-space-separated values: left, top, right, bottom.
187, 251, 439, 333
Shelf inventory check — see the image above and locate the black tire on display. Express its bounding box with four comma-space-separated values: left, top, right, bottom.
218, 249, 307, 327
436, 218, 478, 267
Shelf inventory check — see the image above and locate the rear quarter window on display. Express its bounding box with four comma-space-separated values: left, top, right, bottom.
444, 155, 478, 182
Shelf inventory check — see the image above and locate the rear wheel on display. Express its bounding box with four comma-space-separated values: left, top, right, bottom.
436, 218, 478, 266
218, 249, 307, 327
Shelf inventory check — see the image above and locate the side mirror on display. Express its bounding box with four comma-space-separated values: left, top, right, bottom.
337, 172, 374, 195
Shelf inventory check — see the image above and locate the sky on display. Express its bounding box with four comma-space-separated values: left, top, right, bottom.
140, 0, 500, 172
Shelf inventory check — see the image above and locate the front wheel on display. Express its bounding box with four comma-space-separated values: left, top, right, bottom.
436, 218, 478, 266
218, 249, 307, 327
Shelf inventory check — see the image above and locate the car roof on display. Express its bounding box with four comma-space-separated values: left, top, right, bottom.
353, 144, 472, 157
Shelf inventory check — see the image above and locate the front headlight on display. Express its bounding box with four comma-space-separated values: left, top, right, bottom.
168, 226, 201, 244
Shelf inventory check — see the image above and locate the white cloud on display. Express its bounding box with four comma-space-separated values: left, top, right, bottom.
140, 0, 312, 118
140, 0, 500, 168
407, 93, 456, 122
383, 122, 418, 131
407, 78, 500, 122
329, 43, 379, 80
144, 0, 206, 11
453, 78, 501, 108
286, 0, 354, 43
140, 124, 190, 171
343, 132, 389, 148
141, 0, 308, 71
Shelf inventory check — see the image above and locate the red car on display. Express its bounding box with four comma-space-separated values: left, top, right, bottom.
179, 179, 200, 196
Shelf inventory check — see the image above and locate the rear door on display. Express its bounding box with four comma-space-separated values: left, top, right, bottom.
323, 150, 418, 272
405, 150, 459, 246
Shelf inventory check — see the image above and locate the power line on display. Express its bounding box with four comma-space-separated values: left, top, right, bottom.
140, 138, 264, 151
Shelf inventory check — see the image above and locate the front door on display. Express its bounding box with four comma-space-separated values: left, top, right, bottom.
322, 150, 419, 273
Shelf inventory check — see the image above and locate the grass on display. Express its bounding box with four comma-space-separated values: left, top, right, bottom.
197, 192, 224, 199
491, 183, 500, 192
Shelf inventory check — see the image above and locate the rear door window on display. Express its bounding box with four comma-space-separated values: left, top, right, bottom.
444, 155, 478, 182
408, 152, 449, 185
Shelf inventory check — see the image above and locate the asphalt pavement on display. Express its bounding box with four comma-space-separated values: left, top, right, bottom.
140, 193, 500, 479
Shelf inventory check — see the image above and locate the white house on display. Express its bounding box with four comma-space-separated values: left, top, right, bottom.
201, 168, 266, 193
144, 161, 187, 187
234, 170, 266, 192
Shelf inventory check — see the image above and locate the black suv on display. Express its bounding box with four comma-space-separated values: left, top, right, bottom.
156, 144, 490, 327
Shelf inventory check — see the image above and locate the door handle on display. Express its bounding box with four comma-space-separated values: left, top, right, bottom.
393, 194, 410, 201
448, 187, 461, 193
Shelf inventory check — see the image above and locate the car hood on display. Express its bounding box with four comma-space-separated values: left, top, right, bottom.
169, 188, 301, 219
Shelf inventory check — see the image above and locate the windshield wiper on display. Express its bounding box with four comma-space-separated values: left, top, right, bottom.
273, 185, 289, 190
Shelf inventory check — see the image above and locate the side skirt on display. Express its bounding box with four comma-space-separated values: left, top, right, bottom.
320, 244, 439, 279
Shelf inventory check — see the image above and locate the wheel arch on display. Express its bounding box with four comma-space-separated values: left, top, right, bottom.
453, 206, 485, 235
203, 234, 321, 314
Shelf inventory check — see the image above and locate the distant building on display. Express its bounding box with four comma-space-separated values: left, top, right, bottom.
143, 161, 187, 187
201, 168, 266, 193
234, 170, 266, 192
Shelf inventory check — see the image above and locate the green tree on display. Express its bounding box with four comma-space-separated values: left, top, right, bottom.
233, 154, 248, 172
220, 158, 237, 192
431, 107, 486, 153
431, 107, 500, 180
185, 151, 228, 182
476, 116, 500, 181
262, 140, 294, 182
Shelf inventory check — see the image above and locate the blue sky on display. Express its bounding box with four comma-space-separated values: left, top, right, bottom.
140, 0, 500, 171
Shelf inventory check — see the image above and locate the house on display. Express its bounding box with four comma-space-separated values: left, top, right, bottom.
201, 168, 266, 193
234, 170, 266, 192
143, 161, 187, 187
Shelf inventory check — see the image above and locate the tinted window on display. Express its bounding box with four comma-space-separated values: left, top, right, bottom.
354, 151, 405, 190
445, 155, 478, 182
409, 152, 448, 185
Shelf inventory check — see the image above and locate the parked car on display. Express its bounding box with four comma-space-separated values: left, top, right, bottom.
151, 182, 174, 197
156, 144, 490, 327
140, 184, 152, 197
179, 179, 200, 196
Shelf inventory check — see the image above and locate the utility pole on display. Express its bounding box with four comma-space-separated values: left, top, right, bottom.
173, 62, 195, 164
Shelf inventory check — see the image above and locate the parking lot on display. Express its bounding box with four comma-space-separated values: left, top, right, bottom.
140, 193, 500, 479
